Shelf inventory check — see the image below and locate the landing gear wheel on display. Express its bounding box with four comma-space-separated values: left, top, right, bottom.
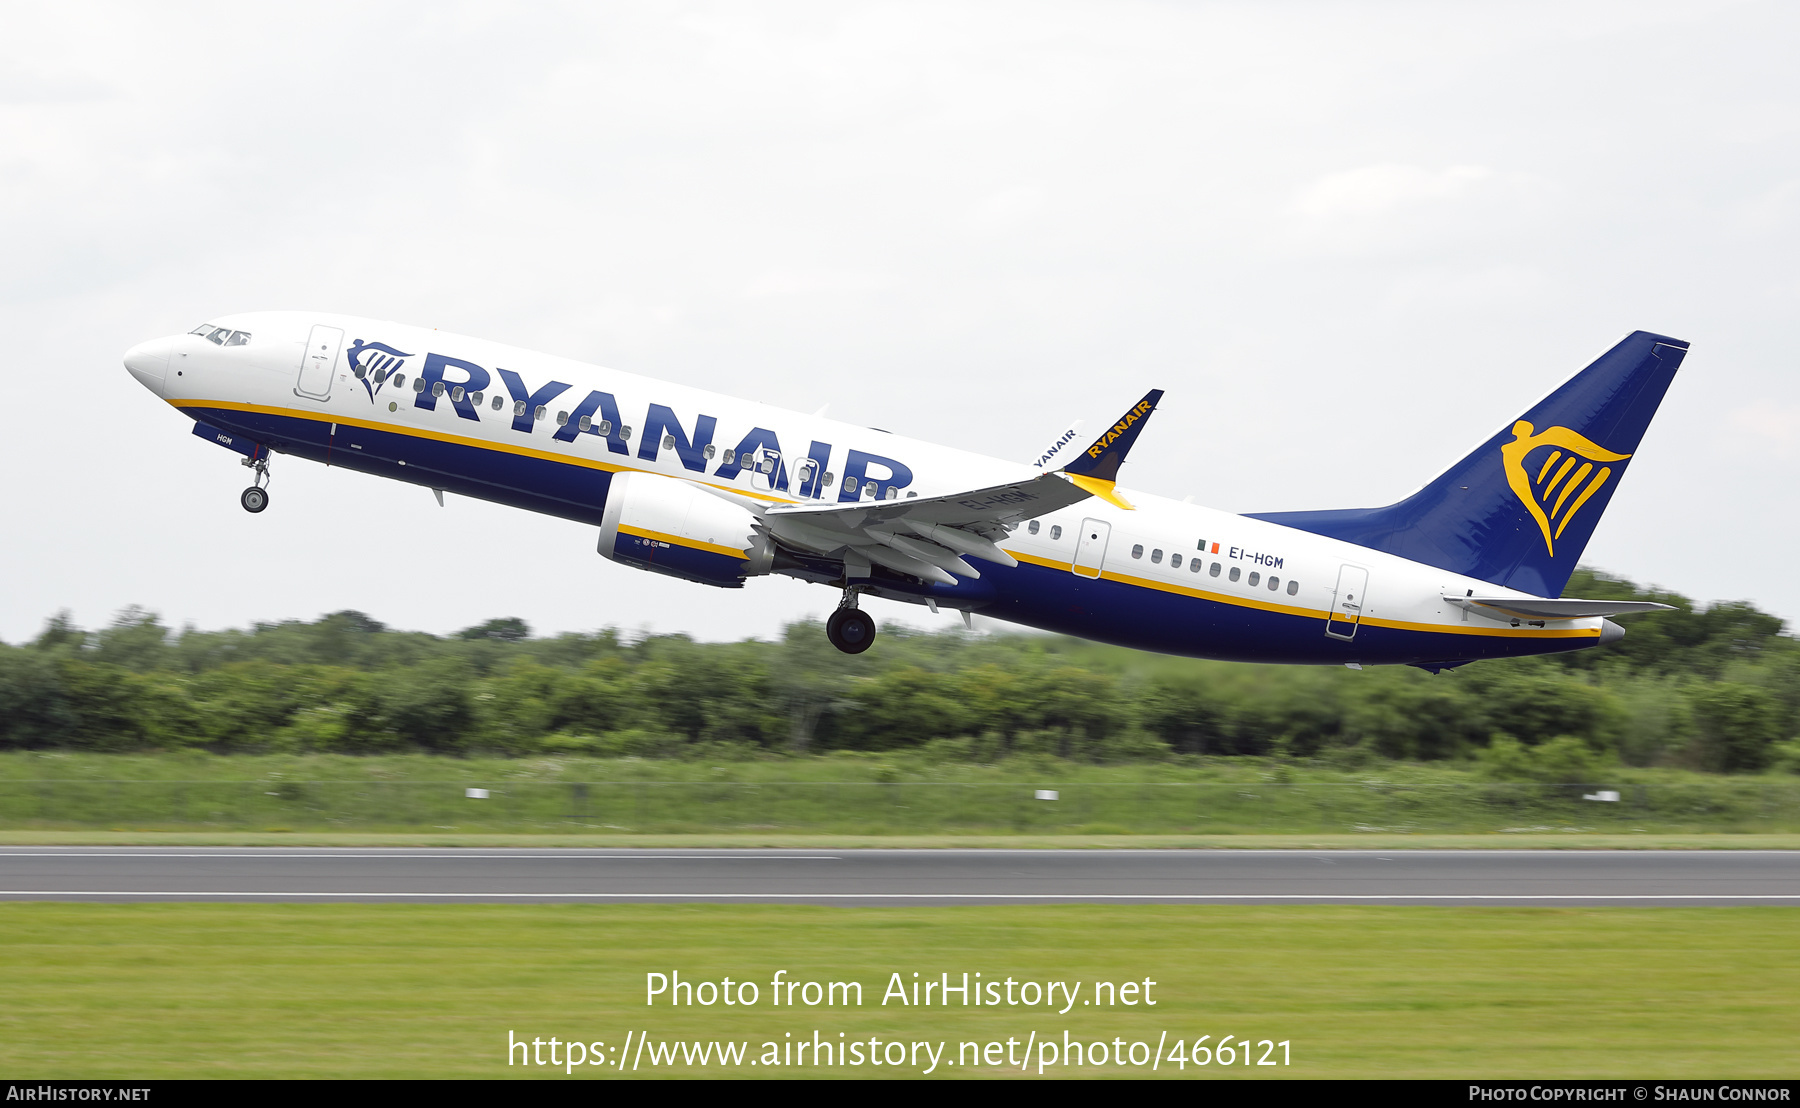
826, 608, 876, 654
240, 486, 269, 513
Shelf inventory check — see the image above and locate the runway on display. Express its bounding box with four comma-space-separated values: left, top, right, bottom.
0, 848, 1796, 905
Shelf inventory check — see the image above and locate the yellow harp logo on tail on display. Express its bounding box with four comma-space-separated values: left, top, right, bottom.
1501, 421, 1631, 558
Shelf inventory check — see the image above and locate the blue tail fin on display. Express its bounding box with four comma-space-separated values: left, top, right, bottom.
1247, 331, 1688, 597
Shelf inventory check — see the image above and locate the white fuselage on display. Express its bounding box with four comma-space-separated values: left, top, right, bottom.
124, 310, 1607, 665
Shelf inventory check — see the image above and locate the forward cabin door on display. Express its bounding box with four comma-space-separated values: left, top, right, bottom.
1071, 518, 1110, 579
295, 324, 344, 400
1325, 564, 1370, 640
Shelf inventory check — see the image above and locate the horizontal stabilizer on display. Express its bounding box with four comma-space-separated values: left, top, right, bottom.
1445, 595, 1677, 621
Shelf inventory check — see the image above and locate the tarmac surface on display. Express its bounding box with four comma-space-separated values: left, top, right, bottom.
0, 847, 1796, 904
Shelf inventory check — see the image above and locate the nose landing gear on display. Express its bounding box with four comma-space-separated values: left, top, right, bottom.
240, 452, 271, 514
826, 588, 876, 654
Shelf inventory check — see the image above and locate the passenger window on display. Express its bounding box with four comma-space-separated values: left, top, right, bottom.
392, 373, 405, 388
1229, 566, 1241, 582
1029, 521, 1040, 535
1287, 579, 1299, 595
470, 391, 483, 405
663, 434, 676, 449
1131, 544, 1144, 559
491, 395, 504, 411
224, 331, 250, 346
844, 476, 858, 493
761, 455, 776, 474
597, 420, 612, 435
451, 386, 465, 402
722, 448, 736, 465
703, 444, 716, 459
823, 472, 834, 487
1151, 549, 1163, 564
886, 487, 898, 500
1170, 553, 1182, 569
1050, 525, 1062, 540
1268, 576, 1279, 591
1190, 558, 1203, 573
413, 379, 426, 393
373, 368, 388, 383
513, 400, 526, 416
1248, 571, 1260, 587
621, 425, 632, 440
556, 411, 569, 426
1210, 562, 1221, 577
432, 381, 445, 397
578, 415, 592, 431
352, 364, 366, 379
534, 405, 548, 421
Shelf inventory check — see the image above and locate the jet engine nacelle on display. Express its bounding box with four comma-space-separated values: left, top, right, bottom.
597, 471, 773, 588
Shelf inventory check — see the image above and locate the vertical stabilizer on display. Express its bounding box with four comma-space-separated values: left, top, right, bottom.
1248, 331, 1688, 597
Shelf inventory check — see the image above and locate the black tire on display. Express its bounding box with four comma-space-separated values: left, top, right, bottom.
826, 608, 876, 654
241, 487, 269, 513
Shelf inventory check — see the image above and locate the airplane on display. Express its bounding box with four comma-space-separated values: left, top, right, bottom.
123, 314, 1682, 668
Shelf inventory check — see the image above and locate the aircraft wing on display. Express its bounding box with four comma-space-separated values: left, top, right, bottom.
1444, 595, 1677, 621
759, 390, 1162, 586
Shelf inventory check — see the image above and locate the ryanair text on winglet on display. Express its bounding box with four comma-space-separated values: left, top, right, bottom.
1086, 400, 1154, 460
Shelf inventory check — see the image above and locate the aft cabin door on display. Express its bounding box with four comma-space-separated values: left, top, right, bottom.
1071, 518, 1110, 579
1326, 565, 1369, 640
295, 324, 344, 400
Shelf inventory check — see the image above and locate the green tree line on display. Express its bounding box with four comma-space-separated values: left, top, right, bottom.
2, 569, 1796, 772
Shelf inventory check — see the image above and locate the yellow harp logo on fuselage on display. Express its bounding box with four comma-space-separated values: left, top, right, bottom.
1501, 421, 1631, 558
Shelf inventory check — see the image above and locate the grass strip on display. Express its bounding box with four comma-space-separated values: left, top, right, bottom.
1, 831, 1798, 849
0, 903, 1795, 1078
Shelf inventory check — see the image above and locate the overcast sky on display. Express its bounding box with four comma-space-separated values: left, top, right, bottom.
3, 1, 1797, 644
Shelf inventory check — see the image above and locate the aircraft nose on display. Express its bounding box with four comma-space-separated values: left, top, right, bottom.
124, 336, 174, 394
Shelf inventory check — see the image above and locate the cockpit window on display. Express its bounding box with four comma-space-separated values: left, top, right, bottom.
205, 327, 229, 345
189, 323, 215, 336
223, 331, 250, 347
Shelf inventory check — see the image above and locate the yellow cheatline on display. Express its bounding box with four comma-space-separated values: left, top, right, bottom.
1011, 553, 1599, 639
1064, 473, 1135, 510
165, 399, 792, 505
617, 524, 748, 560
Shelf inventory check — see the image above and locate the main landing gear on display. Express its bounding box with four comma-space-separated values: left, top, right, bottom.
826, 589, 876, 654
240, 453, 271, 514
